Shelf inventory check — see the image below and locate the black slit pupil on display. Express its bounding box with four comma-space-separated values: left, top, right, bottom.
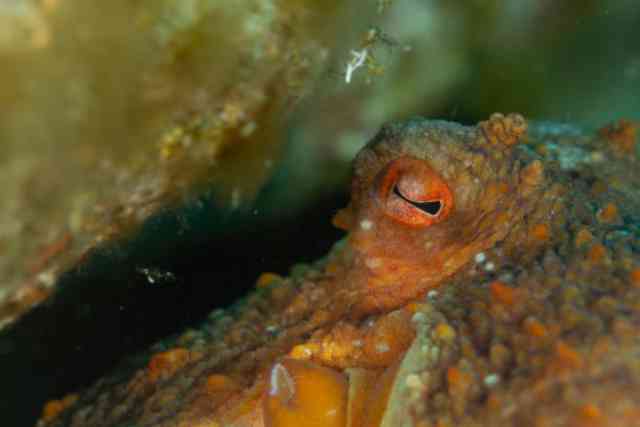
393, 185, 442, 216
414, 200, 442, 215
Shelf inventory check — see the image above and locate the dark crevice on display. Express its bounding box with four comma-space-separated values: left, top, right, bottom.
0, 188, 348, 427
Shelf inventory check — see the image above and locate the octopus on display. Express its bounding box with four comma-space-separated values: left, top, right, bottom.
39, 113, 640, 427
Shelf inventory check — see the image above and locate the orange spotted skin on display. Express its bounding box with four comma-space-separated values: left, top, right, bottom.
39, 115, 640, 427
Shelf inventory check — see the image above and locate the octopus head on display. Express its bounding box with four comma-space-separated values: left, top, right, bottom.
335, 113, 545, 314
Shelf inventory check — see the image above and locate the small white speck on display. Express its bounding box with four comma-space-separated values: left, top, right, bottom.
474, 252, 486, 264
299, 347, 313, 357
485, 262, 495, 272
345, 49, 368, 83
360, 219, 374, 230
484, 373, 500, 387
427, 290, 439, 299
137, 267, 176, 285
411, 312, 427, 323
37, 270, 56, 288
405, 374, 423, 389
143, 271, 155, 283
365, 258, 382, 269
240, 121, 257, 137
352, 339, 363, 347
266, 325, 278, 333
376, 342, 390, 353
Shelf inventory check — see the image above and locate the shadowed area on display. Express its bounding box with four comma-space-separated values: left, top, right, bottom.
0, 178, 347, 427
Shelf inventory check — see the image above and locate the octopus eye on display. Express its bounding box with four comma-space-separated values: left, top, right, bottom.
376, 156, 454, 227
393, 185, 442, 216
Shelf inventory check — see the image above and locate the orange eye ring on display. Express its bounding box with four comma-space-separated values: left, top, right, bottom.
375, 156, 454, 227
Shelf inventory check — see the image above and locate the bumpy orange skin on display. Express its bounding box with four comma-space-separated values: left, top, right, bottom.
338, 113, 539, 314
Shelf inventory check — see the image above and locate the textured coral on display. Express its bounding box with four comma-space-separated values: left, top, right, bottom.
0, 0, 344, 329
38, 114, 640, 426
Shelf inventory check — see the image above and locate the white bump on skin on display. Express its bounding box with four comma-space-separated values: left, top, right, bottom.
360, 219, 374, 230
474, 252, 486, 264
240, 121, 257, 137
485, 262, 495, 272
411, 312, 427, 323
405, 374, 423, 389
427, 290, 439, 299
365, 257, 382, 269
376, 342, 390, 353
37, 270, 56, 288
484, 373, 500, 387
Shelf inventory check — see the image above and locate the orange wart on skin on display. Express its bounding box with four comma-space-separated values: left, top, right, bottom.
530, 223, 551, 242
575, 228, 594, 247
523, 317, 548, 339
586, 243, 608, 265
146, 348, 199, 383
255, 272, 283, 288
630, 268, 640, 287
489, 281, 517, 306
596, 202, 619, 224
